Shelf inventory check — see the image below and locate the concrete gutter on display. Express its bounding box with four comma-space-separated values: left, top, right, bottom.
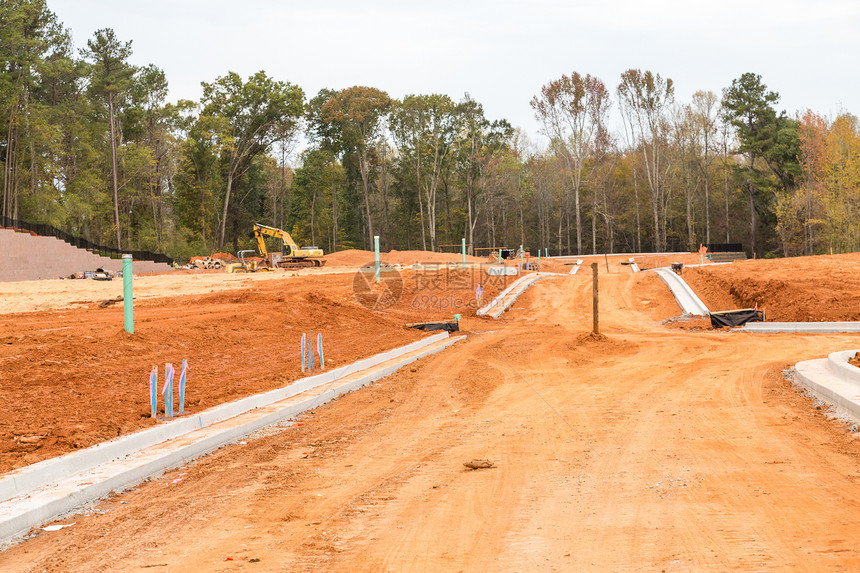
740, 322, 860, 334
651, 268, 710, 317
793, 349, 860, 424
477, 273, 535, 316
0, 332, 462, 547
568, 259, 583, 275
477, 272, 561, 319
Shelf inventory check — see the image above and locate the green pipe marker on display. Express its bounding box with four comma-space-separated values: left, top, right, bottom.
545, 248, 548, 258
123, 254, 133, 334
520, 245, 524, 274
461, 238, 466, 267
374, 235, 380, 284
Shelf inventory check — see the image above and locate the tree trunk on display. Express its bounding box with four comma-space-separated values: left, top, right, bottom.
331, 171, 338, 251
359, 151, 374, 246
724, 161, 730, 244
591, 188, 597, 254
704, 132, 711, 245
108, 93, 122, 249
219, 168, 234, 250
748, 180, 756, 257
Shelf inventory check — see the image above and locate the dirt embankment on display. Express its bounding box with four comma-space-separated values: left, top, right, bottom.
683, 253, 860, 321
0, 266, 511, 472
323, 249, 488, 267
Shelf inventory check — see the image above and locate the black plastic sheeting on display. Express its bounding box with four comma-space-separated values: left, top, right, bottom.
705, 243, 744, 253
710, 309, 763, 328
410, 322, 460, 333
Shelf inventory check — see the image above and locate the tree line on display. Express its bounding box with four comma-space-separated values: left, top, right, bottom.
2, 0, 858, 261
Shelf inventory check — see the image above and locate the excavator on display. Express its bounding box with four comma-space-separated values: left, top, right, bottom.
252, 223, 326, 269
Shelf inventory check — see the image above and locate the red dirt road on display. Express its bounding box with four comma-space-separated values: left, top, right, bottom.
3, 261, 860, 571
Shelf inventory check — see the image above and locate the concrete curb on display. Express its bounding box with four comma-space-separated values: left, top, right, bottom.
476, 272, 560, 318
0, 332, 450, 504
794, 349, 860, 424
0, 333, 464, 547
568, 260, 583, 275
651, 268, 710, 317
739, 322, 860, 334
476, 273, 537, 316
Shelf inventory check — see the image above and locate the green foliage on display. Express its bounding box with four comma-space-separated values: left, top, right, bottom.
0, 5, 855, 262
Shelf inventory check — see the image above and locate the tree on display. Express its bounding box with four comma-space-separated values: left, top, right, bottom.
691, 90, 718, 245
0, 0, 60, 220
317, 86, 391, 246
83, 28, 134, 248
390, 95, 428, 249
200, 71, 304, 249
389, 94, 459, 251
797, 111, 828, 254
721, 72, 780, 256
531, 72, 609, 254
456, 95, 513, 255
617, 69, 674, 251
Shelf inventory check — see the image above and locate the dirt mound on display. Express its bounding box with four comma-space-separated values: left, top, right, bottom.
321, 249, 376, 267
384, 250, 486, 266
683, 254, 860, 321
322, 248, 489, 268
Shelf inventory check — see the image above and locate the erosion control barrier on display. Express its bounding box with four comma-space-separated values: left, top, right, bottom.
0, 332, 463, 547
651, 268, 710, 317
793, 349, 860, 424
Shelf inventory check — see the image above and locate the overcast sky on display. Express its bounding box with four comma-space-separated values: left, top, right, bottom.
51, 0, 860, 149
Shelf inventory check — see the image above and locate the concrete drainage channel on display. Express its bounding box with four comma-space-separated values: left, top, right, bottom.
477, 272, 563, 319
793, 349, 860, 424
653, 267, 860, 333
651, 267, 710, 317
0, 331, 464, 547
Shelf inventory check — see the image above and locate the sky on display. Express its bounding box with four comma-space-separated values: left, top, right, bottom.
51, 0, 860, 152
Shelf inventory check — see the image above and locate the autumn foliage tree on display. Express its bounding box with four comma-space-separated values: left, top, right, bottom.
531, 72, 610, 255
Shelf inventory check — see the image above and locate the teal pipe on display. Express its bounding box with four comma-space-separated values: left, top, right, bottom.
462, 238, 466, 267
123, 254, 133, 334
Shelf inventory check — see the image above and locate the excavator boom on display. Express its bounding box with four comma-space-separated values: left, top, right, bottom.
252, 223, 325, 268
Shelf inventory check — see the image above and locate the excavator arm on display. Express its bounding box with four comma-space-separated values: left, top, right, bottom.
251, 223, 325, 268
253, 223, 299, 257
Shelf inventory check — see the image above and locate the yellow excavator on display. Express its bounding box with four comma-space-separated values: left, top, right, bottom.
252, 223, 326, 269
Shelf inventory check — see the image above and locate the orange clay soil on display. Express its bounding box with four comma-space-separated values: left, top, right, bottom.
6, 261, 860, 570
683, 253, 860, 321
0, 265, 509, 472
322, 248, 488, 267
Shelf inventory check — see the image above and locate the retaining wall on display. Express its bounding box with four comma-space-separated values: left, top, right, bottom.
0, 229, 172, 282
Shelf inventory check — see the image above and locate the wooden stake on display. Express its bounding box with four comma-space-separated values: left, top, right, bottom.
592, 262, 599, 335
